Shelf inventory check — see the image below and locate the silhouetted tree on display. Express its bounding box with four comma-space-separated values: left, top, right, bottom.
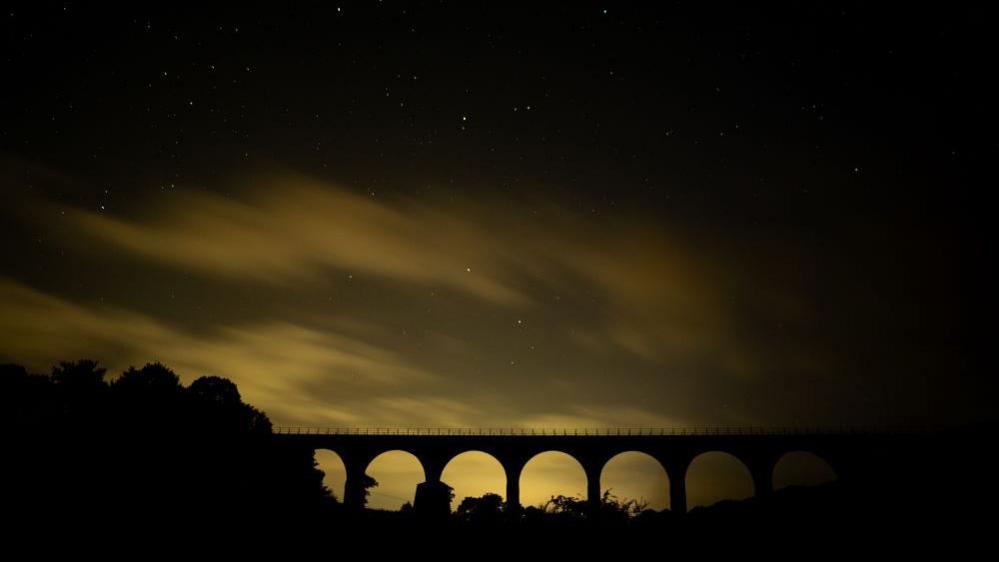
1, 363, 54, 425
540, 494, 588, 522
189, 375, 241, 405
50, 359, 107, 391
360, 473, 379, 507
113, 361, 181, 395
1, 358, 335, 534
597, 489, 651, 522
455, 492, 505, 524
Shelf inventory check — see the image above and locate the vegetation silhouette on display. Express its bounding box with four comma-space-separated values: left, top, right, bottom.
2, 359, 336, 537
2, 357, 995, 551
455, 492, 504, 524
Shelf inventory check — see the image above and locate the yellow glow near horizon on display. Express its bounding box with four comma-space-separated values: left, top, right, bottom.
686, 451, 754, 509
519, 451, 587, 509
601, 452, 670, 510
364, 450, 424, 510
315, 449, 347, 501
441, 451, 506, 510
315, 447, 838, 512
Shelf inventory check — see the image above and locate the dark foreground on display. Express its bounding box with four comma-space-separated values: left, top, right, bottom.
2, 360, 994, 555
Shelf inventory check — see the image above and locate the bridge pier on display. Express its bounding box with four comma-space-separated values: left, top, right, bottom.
584, 460, 602, 518
343, 457, 369, 511
745, 455, 777, 499
503, 460, 523, 519
661, 455, 692, 515
413, 454, 453, 517
750, 462, 774, 498
668, 469, 688, 515
421, 455, 446, 485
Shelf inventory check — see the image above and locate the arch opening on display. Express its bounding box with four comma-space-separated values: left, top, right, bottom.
686, 451, 754, 509
441, 450, 507, 513
600, 451, 670, 511
314, 449, 347, 502
519, 451, 587, 510
364, 450, 426, 511
773, 451, 837, 490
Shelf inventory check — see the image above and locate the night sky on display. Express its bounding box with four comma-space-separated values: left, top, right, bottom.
1, 3, 993, 509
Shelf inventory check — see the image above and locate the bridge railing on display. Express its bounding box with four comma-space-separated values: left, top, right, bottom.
271, 426, 907, 436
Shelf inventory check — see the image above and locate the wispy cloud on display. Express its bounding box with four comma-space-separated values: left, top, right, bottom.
72, 176, 532, 306
68, 174, 745, 374
0, 279, 436, 426
2, 172, 842, 429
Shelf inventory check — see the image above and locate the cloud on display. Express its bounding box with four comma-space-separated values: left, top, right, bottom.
68, 174, 745, 374
0, 278, 438, 426
2, 171, 841, 431
71, 176, 531, 306
514, 405, 688, 430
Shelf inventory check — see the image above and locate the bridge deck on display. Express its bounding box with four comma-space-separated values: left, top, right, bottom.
272, 426, 914, 436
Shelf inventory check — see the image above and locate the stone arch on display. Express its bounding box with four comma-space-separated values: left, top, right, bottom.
314, 448, 347, 502
363, 449, 427, 510
440, 450, 507, 511
519, 450, 588, 510
773, 450, 837, 490
686, 450, 754, 509
600, 450, 670, 511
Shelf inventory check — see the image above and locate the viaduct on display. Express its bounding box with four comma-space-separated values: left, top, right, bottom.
273, 427, 911, 515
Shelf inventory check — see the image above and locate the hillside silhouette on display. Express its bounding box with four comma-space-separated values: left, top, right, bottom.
2, 358, 995, 551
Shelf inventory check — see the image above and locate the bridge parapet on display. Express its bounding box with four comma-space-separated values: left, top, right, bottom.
273, 425, 916, 436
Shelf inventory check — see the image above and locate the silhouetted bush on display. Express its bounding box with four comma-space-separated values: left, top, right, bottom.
455, 492, 504, 524
1, 359, 334, 535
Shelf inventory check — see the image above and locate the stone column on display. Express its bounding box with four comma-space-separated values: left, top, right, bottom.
343, 457, 369, 511
669, 472, 688, 515
414, 453, 453, 517
503, 460, 523, 519
584, 461, 603, 518
749, 457, 775, 498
